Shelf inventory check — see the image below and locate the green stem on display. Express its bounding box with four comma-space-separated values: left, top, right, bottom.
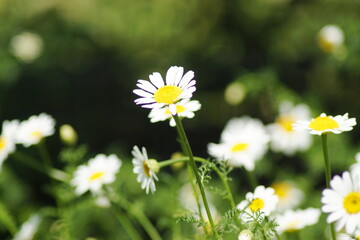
37, 140, 53, 171
245, 168, 258, 190
321, 134, 337, 240
173, 114, 219, 239
112, 205, 143, 240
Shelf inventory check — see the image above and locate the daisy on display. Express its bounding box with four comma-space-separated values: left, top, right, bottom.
350, 153, 360, 177
237, 185, 278, 221
148, 99, 201, 127
9, 31, 43, 63
0, 120, 19, 169
71, 154, 122, 195
208, 116, 269, 171
16, 113, 55, 147
132, 146, 159, 194
338, 229, 360, 240
133, 66, 196, 115
275, 208, 321, 234
322, 171, 360, 234
267, 101, 312, 156
238, 230, 254, 240
317, 25, 345, 53
271, 180, 304, 212
13, 214, 41, 240
292, 113, 356, 135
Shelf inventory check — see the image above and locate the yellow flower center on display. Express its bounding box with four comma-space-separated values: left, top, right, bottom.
165, 105, 186, 115
343, 192, 360, 214
0, 137, 6, 150
356, 236, 360, 240
284, 220, 300, 232
249, 198, 264, 212
31, 130, 43, 138
308, 116, 339, 131
231, 143, 249, 152
143, 161, 151, 178
276, 115, 295, 132
154, 86, 182, 104
89, 171, 104, 181
271, 182, 291, 199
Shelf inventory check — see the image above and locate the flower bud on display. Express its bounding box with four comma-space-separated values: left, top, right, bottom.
59, 124, 78, 146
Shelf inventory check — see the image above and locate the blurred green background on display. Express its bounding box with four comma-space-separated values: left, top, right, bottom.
1, 0, 360, 239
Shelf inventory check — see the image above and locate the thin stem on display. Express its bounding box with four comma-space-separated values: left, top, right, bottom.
113, 206, 143, 240
245, 168, 258, 190
321, 134, 337, 240
37, 140, 53, 171
173, 114, 219, 239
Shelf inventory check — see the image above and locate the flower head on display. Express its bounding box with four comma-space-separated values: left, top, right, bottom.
293, 113, 356, 135
148, 99, 201, 126
0, 120, 19, 169
9, 31, 43, 63
133, 66, 196, 115
71, 154, 122, 195
13, 214, 41, 240
271, 180, 304, 212
317, 25, 345, 53
208, 117, 269, 171
350, 153, 360, 178
237, 186, 278, 221
275, 208, 321, 234
267, 101, 312, 156
238, 230, 254, 240
322, 171, 360, 234
337, 229, 360, 240
16, 113, 55, 147
132, 146, 159, 194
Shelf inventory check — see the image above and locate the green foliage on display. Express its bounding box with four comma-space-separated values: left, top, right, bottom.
0, 201, 17, 236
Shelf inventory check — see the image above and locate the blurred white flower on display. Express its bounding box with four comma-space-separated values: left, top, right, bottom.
267, 101, 312, 156
0, 120, 19, 169
238, 230, 254, 240
208, 116, 269, 171
337, 229, 360, 240
148, 99, 201, 127
13, 214, 41, 240
271, 180, 304, 212
322, 171, 360, 234
16, 113, 55, 147
59, 124, 78, 146
275, 208, 321, 234
9, 31, 43, 63
317, 25, 345, 53
293, 113, 356, 135
350, 153, 360, 178
71, 154, 122, 195
132, 146, 159, 194
224, 81, 246, 106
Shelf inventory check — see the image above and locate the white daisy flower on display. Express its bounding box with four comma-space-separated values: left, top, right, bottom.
337, 229, 360, 240
237, 185, 279, 221
208, 116, 269, 171
238, 230, 254, 240
293, 113, 356, 135
267, 101, 312, 156
71, 154, 122, 195
322, 171, 360, 234
0, 120, 19, 169
350, 153, 360, 178
16, 113, 55, 147
148, 99, 201, 127
132, 146, 159, 194
133, 66, 196, 115
9, 31, 43, 63
271, 181, 304, 212
275, 208, 321, 234
13, 214, 41, 240
317, 25, 345, 53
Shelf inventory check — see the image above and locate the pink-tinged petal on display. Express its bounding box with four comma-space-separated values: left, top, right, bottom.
179, 71, 194, 88
166, 66, 177, 85
134, 98, 155, 104
137, 80, 157, 93
149, 72, 164, 88
133, 89, 154, 98
173, 67, 184, 86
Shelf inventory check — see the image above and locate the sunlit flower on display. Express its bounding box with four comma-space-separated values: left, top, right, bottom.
208, 117, 269, 171
317, 25, 345, 53
275, 208, 321, 234
224, 81, 246, 106
237, 186, 278, 221
9, 31, 43, 63
132, 146, 159, 194
71, 154, 122, 195
338, 229, 360, 240
267, 101, 312, 156
322, 171, 360, 234
350, 153, 360, 178
16, 113, 55, 147
0, 120, 19, 169
293, 113, 356, 135
13, 214, 41, 240
238, 229, 254, 240
148, 99, 201, 127
271, 180, 304, 212
59, 124, 78, 146
133, 66, 196, 115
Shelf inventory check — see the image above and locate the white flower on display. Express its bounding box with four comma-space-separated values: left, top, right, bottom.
238, 230, 254, 240
13, 214, 41, 240
71, 154, 122, 195
275, 208, 321, 234
237, 186, 278, 221
133, 66, 196, 114
293, 113, 356, 135
9, 31, 43, 63
148, 99, 201, 126
350, 153, 360, 178
317, 25, 345, 53
16, 113, 55, 147
0, 120, 19, 169
322, 171, 360, 234
132, 146, 159, 194
208, 116, 269, 171
267, 101, 312, 156
337, 229, 360, 240
271, 180, 304, 212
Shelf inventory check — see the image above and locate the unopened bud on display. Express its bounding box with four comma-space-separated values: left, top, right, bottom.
148, 159, 160, 173
60, 124, 78, 146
